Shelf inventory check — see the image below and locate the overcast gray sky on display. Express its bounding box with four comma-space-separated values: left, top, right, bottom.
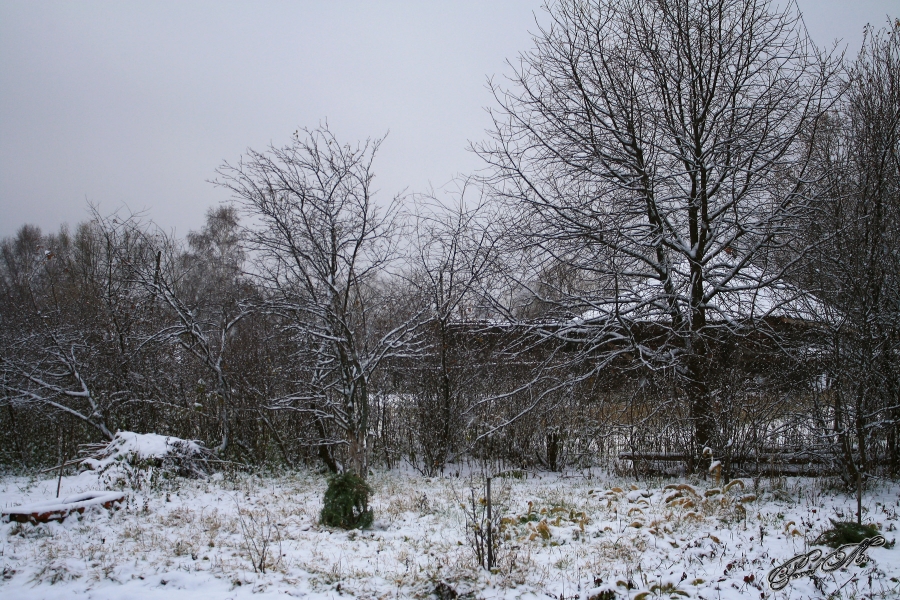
1, 1, 897, 239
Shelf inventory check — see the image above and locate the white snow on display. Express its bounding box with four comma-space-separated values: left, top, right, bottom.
80, 431, 210, 488
564, 263, 822, 330
81, 431, 203, 472
1, 468, 898, 599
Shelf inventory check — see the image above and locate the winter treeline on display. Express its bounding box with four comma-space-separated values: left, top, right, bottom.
2, 1, 898, 487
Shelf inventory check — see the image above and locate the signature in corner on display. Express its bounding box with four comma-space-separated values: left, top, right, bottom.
767, 535, 886, 590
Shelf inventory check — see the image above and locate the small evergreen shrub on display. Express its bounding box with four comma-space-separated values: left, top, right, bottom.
815, 520, 880, 548
320, 472, 373, 529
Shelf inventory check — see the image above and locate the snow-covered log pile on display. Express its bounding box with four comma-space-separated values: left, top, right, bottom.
2, 491, 125, 524
80, 431, 214, 489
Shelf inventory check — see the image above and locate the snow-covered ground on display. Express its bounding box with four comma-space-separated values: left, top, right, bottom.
1, 467, 898, 599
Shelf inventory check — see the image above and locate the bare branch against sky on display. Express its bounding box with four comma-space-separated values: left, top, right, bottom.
0, 0, 896, 238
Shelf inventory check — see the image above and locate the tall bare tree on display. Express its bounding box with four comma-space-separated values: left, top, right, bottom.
121, 206, 252, 455
477, 0, 839, 463
216, 125, 423, 477
406, 182, 499, 474
803, 20, 900, 482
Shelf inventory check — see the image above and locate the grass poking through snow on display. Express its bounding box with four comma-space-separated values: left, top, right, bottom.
1, 468, 899, 598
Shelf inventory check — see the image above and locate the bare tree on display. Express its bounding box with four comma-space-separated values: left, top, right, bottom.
803, 20, 900, 483
476, 0, 839, 464
215, 125, 424, 477
120, 207, 253, 455
0, 217, 158, 442
405, 181, 499, 474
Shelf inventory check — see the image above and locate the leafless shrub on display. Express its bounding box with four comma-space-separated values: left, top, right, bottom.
232, 499, 282, 574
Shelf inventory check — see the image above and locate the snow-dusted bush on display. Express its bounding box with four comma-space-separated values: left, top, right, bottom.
80, 431, 213, 489
320, 472, 373, 529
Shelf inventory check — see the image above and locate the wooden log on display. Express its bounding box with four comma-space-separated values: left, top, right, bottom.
2, 491, 125, 524
618, 451, 832, 465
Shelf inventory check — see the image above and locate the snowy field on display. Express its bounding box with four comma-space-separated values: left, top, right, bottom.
1, 467, 899, 599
